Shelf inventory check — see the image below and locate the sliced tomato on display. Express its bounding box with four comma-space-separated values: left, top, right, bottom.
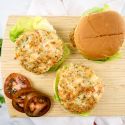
12, 88, 36, 112
24, 92, 51, 117
4, 73, 31, 99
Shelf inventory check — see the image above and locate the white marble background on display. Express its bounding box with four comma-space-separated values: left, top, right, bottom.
0, 0, 125, 125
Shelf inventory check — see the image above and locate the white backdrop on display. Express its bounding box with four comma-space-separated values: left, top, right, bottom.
0, 0, 125, 125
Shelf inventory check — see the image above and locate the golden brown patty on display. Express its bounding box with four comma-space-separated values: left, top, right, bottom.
58, 64, 104, 113
15, 30, 63, 74
74, 11, 125, 60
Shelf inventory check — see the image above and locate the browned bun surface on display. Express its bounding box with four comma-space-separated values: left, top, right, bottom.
74, 11, 125, 60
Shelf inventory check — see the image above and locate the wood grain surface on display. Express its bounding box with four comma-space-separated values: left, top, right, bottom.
1, 16, 125, 117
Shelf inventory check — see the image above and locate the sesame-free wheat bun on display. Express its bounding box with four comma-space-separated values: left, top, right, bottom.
74, 11, 125, 60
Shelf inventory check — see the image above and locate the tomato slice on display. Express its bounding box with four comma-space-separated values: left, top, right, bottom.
24, 92, 51, 117
4, 73, 31, 99
12, 88, 36, 112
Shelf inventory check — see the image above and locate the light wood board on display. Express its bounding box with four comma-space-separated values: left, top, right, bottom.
1, 16, 125, 117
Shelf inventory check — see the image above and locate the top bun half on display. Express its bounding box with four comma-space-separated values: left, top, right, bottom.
74, 11, 125, 60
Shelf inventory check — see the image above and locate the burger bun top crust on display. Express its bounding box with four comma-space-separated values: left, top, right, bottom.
74, 11, 125, 60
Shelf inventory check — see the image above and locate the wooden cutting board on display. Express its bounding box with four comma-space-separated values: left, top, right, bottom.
2, 16, 125, 117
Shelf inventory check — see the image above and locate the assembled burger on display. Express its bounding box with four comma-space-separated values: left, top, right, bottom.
74, 6, 125, 60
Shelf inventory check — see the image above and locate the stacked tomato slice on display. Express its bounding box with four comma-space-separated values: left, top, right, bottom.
4, 73, 51, 117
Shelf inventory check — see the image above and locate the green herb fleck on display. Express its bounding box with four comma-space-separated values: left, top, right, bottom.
0, 39, 2, 56
0, 95, 5, 104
